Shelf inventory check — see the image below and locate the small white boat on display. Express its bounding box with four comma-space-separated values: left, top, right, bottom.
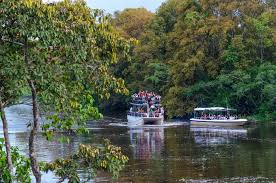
127, 97, 164, 126
190, 107, 247, 126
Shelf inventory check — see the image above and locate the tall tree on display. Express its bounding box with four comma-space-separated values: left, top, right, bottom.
115, 0, 275, 119
113, 8, 154, 39
0, 0, 132, 182
163, 0, 275, 117
123, 0, 181, 93
0, 41, 26, 172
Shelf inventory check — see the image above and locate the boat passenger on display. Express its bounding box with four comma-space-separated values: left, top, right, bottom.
203, 114, 207, 119
155, 111, 159, 117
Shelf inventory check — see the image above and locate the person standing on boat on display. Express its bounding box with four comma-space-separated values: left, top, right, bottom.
161, 107, 164, 115
149, 105, 155, 117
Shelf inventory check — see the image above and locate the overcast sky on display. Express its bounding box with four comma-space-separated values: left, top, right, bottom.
87, 0, 165, 13
44, 0, 165, 13
42, 0, 166, 13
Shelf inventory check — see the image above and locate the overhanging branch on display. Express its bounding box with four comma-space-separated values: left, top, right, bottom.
1, 37, 24, 46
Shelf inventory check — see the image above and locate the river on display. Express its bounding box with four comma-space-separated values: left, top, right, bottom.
1, 104, 276, 182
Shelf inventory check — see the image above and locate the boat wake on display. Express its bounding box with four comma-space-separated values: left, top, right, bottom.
109, 121, 188, 128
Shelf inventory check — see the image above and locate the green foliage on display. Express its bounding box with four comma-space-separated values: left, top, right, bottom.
112, 8, 154, 39
111, 0, 276, 120
0, 0, 134, 136
42, 139, 129, 183
0, 138, 31, 183
144, 62, 169, 90
0, 138, 128, 183
1, 0, 133, 181
0, 44, 26, 107
0, 139, 11, 183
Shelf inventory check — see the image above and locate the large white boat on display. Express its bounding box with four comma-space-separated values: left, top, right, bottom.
190, 107, 247, 126
127, 93, 164, 126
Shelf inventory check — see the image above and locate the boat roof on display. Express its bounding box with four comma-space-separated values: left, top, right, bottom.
130, 103, 148, 106
194, 107, 236, 111
130, 103, 162, 107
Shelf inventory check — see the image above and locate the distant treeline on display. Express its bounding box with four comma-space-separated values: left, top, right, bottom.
101, 0, 276, 121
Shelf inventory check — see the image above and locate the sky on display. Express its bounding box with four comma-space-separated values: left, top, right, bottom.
86, 0, 165, 13
44, 0, 166, 13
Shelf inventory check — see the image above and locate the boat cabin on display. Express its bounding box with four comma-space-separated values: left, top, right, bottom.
128, 103, 148, 117
193, 107, 237, 120
190, 107, 247, 126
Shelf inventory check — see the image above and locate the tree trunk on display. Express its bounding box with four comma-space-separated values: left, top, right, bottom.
24, 38, 41, 183
0, 100, 13, 172
28, 80, 41, 183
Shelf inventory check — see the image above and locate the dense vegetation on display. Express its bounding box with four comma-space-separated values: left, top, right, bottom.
110, 0, 276, 120
0, 0, 131, 182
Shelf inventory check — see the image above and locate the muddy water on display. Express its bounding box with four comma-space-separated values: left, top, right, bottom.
1, 104, 276, 182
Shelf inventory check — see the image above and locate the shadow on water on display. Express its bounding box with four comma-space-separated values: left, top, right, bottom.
1, 104, 276, 182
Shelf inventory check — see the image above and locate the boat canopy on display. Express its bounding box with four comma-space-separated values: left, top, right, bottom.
194, 107, 236, 111
130, 102, 148, 106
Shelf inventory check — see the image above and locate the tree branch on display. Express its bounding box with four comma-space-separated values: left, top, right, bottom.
1, 37, 24, 46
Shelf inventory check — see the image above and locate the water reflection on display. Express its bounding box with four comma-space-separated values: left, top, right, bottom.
129, 128, 164, 160
190, 127, 247, 146
14, 133, 80, 161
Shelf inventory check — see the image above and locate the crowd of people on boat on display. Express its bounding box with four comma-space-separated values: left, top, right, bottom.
200, 114, 238, 120
129, 106, 164, 117
132, 91, 161, 103
130, 91, 164, 117
149, 105, 164, 117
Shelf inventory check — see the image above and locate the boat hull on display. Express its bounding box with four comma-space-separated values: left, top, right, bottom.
127, 115, 164, 126
143, 117, 164, 125
190, 118, 247, 126
127, 115, 144, 126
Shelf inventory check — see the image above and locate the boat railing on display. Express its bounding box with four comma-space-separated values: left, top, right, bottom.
149, 112, 163, 118
194, 116, 238, 120
128, 112, 163, 118
132, 97, 161, 104
128, 112, 147, 117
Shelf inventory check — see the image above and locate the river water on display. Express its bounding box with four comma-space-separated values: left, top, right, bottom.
1, 104, 276, 182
